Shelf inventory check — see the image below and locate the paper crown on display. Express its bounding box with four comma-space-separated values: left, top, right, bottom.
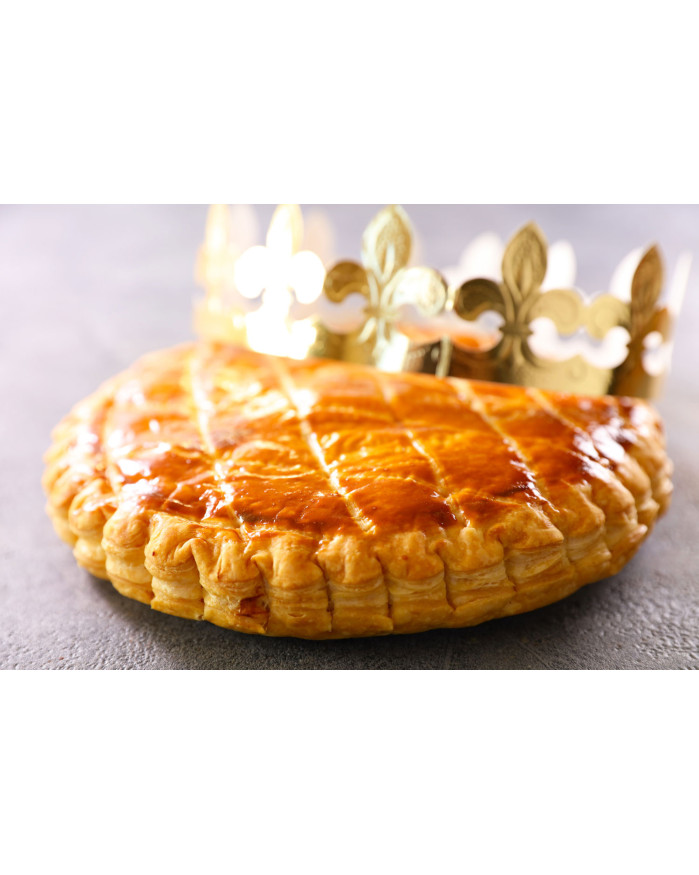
194, 204, 690, 399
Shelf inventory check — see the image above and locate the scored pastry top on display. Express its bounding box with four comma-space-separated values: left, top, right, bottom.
44, 343, 672, 639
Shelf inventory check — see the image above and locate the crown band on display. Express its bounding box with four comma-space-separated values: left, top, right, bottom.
194, 204, 688, 399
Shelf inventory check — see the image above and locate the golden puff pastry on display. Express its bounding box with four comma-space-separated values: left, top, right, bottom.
43, 343, 672, 639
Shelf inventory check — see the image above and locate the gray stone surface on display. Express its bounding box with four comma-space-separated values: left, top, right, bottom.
1, 205, 698, 670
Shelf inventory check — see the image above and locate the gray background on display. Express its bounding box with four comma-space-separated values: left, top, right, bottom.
1, 205, 698, 669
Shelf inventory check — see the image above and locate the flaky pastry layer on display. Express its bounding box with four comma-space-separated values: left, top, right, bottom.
43, 343, 673, 639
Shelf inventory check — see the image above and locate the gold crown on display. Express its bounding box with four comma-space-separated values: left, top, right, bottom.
194, 204, 689, 399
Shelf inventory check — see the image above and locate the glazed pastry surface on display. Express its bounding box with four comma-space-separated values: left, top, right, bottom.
43, 343, 672, 638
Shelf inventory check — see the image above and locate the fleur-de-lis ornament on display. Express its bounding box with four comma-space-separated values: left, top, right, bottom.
614, 247, 670, 397
451, 222, 643, 394
452, 223, 586, 386
232, 204, 327, 357
194, 204, 326, 353
234, 204, 325, 305
322, 205, 449, 364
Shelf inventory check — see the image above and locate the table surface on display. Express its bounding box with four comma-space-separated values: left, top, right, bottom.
2, 204, 698, 670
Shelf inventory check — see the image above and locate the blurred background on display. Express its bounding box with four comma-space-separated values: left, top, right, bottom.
1, 205, 697, 669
